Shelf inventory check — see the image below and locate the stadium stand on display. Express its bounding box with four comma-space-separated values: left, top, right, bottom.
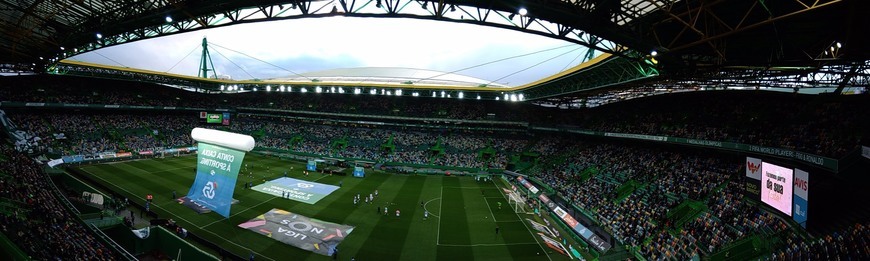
3, 77, 867, 159
0, 76, 867, 260
0, 145, 120, 260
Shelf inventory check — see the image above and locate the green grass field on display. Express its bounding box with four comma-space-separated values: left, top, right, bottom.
72, 154, 571, 261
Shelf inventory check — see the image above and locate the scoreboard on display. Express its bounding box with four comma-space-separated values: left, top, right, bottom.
745, 157, 809, 228
200, 112, 232, 125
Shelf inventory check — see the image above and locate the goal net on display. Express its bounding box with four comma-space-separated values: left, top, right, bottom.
506, 189, 531, 214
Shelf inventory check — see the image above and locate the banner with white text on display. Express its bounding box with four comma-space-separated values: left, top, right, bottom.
251, 177, 339, 204
185, 142, 245, 217
793, 169, 809, 227
238, 208, 355, 256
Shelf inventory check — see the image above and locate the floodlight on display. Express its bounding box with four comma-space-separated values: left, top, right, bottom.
518, 8, 528, 16
253, 87, 258, 92
165, 16, 173, 23
59, 47, 65, 50
355, 88, 361, 95
836, 42, 842, 48
96, 33, 102, 39
496, 97, 500, 100
504, 93, 509, 100
316, 86, 322, 93
370, 89, 377, 95
395, 89, 402, 96
458, 92, 464, 99
518, 94, 524, 101
301, 88, 308, 93
267, 85, 272, 92
221, 85, 225, 91
511, 94, 518, 102
650, 50, 658, 57
432, 92, 436, 97
476, 95, 481, 100
39, 57, 43, 60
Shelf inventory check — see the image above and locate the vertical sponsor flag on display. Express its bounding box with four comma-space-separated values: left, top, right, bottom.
187, 128, 255, 218
746, 157, 762, 180
793, 169, 809, 227
744, 157, 763, 197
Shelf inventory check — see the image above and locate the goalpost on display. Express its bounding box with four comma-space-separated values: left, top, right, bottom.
506, 189, 530, 214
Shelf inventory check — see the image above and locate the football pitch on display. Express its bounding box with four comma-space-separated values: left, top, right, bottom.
73, 154, 571, 261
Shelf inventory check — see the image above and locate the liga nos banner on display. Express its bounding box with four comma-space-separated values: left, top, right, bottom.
239, 208, 355, 256
793, 169, 809, 228
185, 128, 254, 218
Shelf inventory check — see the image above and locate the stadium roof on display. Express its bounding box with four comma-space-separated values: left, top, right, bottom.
265, 67, 508, 88
2, 0, 866, 101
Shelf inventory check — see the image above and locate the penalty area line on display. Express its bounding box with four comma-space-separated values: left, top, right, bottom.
423, 197, 441, 218
438, 242, 541, 247
437, 186, 443, 245
492, 178, 553, 261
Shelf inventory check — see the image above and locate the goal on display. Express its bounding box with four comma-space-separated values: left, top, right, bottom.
506, 189, 531, 214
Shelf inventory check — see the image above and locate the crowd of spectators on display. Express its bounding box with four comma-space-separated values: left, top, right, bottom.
3, 76, 867, 158
529, 139, 795, 260
769, 222, 869, 260
246, 117, 527, 168
2, 76, 868, 261
0, 146, 119, 260
566, 91, 869, 158
6, 111, 204, 155
4, 110, 530, 168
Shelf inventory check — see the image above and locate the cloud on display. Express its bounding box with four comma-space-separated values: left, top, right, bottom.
70, 16, 590, 86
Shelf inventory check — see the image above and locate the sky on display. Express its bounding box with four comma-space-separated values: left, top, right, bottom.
69, 16, 596, 87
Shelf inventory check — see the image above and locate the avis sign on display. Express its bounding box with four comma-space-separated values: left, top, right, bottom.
793, 169, 809, 228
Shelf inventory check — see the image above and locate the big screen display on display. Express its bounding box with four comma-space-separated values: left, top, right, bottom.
761, 162, 793, 216
206, 113, 223, 124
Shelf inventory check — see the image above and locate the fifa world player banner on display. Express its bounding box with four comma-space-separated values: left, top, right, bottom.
186, 128, 255, 218
239, 208, 355, 256
793, 169, 809, 227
